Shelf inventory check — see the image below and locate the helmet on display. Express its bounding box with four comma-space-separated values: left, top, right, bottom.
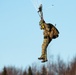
39, 19, 45, 29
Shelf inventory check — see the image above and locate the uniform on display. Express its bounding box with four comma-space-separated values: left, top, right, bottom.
38, 19, 59, 62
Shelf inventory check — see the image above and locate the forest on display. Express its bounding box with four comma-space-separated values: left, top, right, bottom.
0, 56, 76, 75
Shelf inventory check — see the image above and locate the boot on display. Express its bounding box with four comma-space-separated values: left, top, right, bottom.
38, 55, 45, 60
41, 59, 48, 63
41, 55, 48, 62
41, 57, 48, 62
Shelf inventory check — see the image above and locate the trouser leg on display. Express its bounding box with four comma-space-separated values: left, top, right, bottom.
41, 38, 51, 60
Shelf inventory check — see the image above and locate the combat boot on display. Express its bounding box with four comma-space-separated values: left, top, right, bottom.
38, 55, 45, 60
41, 59, 48, 62
41, 55, 48, 62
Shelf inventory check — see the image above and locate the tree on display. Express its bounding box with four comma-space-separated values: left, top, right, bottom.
41, 65, 47, 75
36, 71, 40, 75
2, 67, 7, 75
28, 66, 33, 75
57, 56, 66, 75
23, 70, 27, 75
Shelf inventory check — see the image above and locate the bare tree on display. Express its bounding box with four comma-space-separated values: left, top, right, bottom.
23, 70, 27, 75
70, 57, 76, 75
41, 65, 47, 75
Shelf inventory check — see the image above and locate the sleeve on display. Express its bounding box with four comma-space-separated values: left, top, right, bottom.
44, 24, 50, 31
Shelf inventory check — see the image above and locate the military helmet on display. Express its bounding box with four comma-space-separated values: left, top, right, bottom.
39, 19, 45, 29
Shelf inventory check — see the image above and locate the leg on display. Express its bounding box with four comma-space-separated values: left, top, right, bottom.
41, 38, 51, 62
38, 37, 51, 62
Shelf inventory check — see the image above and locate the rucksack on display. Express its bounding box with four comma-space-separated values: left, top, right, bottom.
47, 23, 59, 39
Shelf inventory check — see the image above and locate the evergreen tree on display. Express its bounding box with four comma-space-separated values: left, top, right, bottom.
28, 66, 33, 75
2, 67, 7, 75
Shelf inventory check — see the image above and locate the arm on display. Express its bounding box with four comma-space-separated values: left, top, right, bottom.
44, 23, 50, 31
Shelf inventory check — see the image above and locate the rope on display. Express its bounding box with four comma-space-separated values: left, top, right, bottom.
30, 0, 38, 11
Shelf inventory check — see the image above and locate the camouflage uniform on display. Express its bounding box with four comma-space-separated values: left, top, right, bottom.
38, 20, 59, 62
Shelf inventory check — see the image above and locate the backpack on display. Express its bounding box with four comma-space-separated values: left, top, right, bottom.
47, 23, 59, 39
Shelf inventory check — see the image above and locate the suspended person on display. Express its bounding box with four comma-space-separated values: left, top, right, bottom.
38, 4, 59, 62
